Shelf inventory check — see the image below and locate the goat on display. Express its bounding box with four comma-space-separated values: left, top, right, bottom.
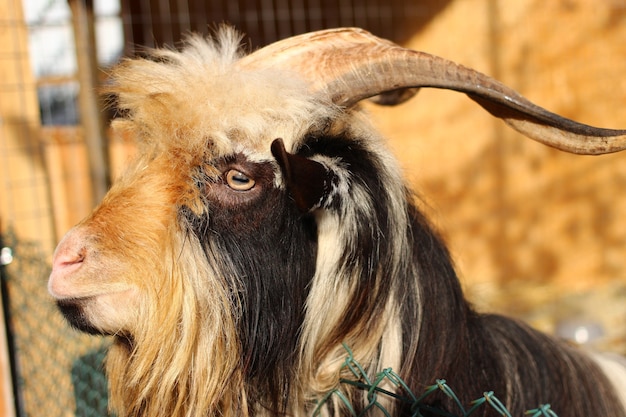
48, 27, 626, 417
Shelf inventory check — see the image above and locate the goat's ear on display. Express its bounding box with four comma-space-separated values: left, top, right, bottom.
271, 138, 335, 213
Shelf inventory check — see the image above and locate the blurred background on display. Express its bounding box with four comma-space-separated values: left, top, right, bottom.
0, 0, 624, 415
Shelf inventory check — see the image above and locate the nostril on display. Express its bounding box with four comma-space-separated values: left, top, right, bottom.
52, 247, 86, 272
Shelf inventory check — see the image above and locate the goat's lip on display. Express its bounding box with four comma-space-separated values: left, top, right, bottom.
48, 274, 135, 301
48, 283, 105, 301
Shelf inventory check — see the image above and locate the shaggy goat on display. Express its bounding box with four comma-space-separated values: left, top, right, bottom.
48, 28, 626, 417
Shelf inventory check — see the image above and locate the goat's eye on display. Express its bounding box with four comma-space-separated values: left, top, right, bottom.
225, 169, 256, 191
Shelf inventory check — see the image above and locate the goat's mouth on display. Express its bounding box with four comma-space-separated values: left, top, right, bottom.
57, 298, 107, 336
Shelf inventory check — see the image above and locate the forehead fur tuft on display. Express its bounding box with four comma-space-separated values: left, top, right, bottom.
106, 27, 338, 158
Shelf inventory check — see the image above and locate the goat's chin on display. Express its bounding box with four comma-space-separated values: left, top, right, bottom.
57, 298, 109, 335
57, 299, 114, 336
56, 289, 138, 336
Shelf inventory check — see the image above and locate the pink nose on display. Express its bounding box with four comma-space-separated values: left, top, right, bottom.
49, 229, 88, 299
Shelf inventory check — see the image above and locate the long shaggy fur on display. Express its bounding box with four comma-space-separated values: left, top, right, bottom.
49, 28, 626, 417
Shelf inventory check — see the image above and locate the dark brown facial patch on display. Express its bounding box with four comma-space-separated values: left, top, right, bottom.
200, 153, 281, 233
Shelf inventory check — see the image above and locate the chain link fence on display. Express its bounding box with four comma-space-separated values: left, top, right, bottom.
1, 230, 110, 417
315, 344, 559, 417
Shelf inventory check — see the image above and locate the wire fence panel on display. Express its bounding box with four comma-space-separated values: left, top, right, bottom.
314, 345, 560, 417
1, 230, 111, 417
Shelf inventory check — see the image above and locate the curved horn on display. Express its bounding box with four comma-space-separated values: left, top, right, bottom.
238, 28, 626, 155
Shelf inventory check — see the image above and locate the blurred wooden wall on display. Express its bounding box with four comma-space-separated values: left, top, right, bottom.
365, 0, 626, 339
0, 0, 52, 254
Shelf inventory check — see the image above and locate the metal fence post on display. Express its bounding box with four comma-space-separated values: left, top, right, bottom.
69, 0, 111, 205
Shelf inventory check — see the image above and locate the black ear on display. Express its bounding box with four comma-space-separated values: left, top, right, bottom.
271, 138, 335, 212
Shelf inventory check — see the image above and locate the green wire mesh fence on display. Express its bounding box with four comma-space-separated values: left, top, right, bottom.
1, 230, 111, 417
314, 344, 558, 417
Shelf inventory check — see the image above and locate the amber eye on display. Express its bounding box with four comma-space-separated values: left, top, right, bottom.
225, 169, 256, 191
